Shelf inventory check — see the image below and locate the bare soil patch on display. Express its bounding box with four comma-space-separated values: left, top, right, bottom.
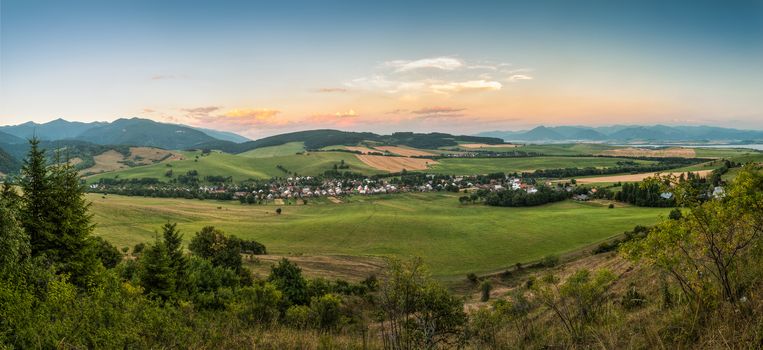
460, 143, 518, 149
246, 254, 385, 281
598, 147, 696, 158
86, 150, 128, 174
374, 146, 436, 157
573, 169, 712, 184
355, 154, 438, 172
128, 147, 184, 165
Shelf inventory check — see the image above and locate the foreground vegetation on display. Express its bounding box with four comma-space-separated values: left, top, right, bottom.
89, 192, 668, 278
2, 139, 763, 349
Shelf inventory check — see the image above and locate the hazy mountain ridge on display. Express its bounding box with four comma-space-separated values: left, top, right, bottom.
0, 118, 250, 147
478, 125, 763, 142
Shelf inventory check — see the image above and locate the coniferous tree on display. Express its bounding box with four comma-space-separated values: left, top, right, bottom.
18, 139, 98, 286
139, 241, 176, 301
162, 222, 188, 293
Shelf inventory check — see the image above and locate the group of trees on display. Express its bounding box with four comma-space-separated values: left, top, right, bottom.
460, 185, 585, 207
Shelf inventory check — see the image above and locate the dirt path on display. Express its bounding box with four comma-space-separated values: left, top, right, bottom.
572, 169, 713, 184
355, 154, 437, 172
327, 196, 342, 204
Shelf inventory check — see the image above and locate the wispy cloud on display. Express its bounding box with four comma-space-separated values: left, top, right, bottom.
430, 80, 502, 93
347, 57, 521, 96
412, 107, 465, 115
307, 109, 360, 127
384, 57, 463, 72
508, 74, 533, 82
181, 106, 221, 116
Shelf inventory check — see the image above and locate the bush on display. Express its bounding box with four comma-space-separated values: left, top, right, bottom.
480, 281, 492, 302
285, 305, 311, 329
540, 254, 560, 268
235, 283, 282, 325
310, 294, 343, 331
467, 273, 479, 284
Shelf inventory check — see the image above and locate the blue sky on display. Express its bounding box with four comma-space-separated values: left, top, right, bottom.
1, 0, 761, 137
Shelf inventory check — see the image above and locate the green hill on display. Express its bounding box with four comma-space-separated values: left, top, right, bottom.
86, 151, 382, 183
196, 129, 505, 154
238, 142, 305, 158
0, 147, 21, 174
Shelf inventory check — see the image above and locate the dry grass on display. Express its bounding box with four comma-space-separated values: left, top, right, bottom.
246, 254, 385, 282
373, 146, 436, 157
598, 147, 696, 158
82, 147, 182, 175
573, 170, 713, 184
355, 154, 437, 172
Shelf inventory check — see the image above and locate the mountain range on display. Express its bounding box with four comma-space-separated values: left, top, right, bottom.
477, 125, 763, 143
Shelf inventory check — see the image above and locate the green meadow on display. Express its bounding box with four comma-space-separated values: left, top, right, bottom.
90, 192, 669, 278
428, 156, 655, 175
86, 150, 382, 182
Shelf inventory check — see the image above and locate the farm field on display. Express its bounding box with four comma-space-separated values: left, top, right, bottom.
89, 192, 669, 279
355, 154, 437, 171
427, 156, 656, 175
571, 169, 713, 184
86, 150, 382, 182
238, 142, 305, 158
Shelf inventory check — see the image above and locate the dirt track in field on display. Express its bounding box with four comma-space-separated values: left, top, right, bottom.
373, 146, 436, 157
355, 154, 438, 172
573, 169, 713, 184
598, 147, 696, 158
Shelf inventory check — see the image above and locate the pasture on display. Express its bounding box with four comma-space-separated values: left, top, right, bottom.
428, 156, 655, 175
86, 150, 382, 182
89, 192, 669, 278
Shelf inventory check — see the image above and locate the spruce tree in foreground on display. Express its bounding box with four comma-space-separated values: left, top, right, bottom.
162, 222, 188, 293
19, 138, 99, 287
139, 241, 176, 301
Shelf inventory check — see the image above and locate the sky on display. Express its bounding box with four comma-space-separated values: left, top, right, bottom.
1, 0, 762, 138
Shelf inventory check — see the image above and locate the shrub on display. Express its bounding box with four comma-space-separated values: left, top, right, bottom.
480, 281, 492, 302
540, 254, 560, 268
285, 305, 311, 329
310, 294, 343, 331
467, 273, 479, 284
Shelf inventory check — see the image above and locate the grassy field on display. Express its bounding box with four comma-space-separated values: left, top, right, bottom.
428, 156, 655, 175
86, 150, 382, 182
90, 192, 669, 278
238, 142, 305, 158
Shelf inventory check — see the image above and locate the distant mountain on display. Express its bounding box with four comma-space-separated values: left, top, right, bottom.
191, 127, 250, 143
0, 130, 25, 145
74, 118, 218, 149
0, 118, 107, 141
0, 118, 247, 148
477, 125, 763, 143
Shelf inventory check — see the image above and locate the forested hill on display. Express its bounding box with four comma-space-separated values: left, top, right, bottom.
195, 129, 506, 154
0, 147, 20, 174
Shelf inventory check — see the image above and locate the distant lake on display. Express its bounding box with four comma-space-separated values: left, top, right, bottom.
616, 144, 763, 151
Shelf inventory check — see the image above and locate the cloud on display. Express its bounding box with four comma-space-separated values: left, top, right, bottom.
384, 57, 463, 72
508, 74, 533, 82
307, 109, 360, 127
430, 80, 502, 93
224, 108, 281, 120
410, 106, 467, 120
412, 107, 465, 115
316, 87, 348, 93
181, 106, 221, 116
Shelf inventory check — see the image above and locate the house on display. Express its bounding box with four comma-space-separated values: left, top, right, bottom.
660, 192, 673, 200
573, 194, 589, 201
712, 186, 725, 198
